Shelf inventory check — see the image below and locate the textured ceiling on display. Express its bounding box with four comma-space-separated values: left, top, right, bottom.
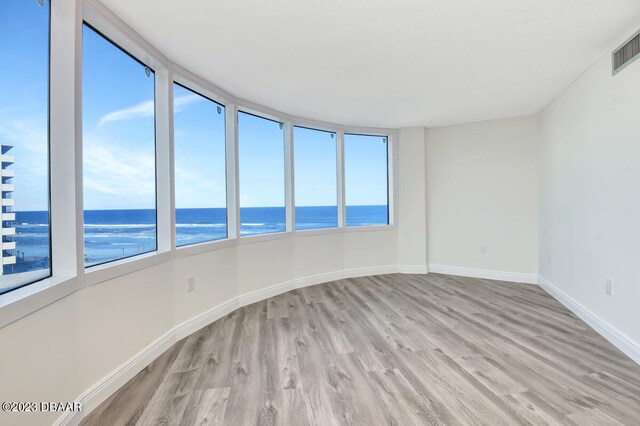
99, 0, 640, 128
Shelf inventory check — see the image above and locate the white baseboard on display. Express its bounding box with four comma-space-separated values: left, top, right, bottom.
396, 265, 429, 274
237, 280, 295, 308
56, 264, 426, 426
174, 298, 240, 341
237, 265, 413, 307
537, 276, 640, 365
428, 264, 538, 284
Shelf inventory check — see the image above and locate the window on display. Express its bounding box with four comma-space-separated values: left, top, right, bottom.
82, 24, 157, 266
294, 126, 337, 230
237, 112, 285, 236
174, 83, 227, 246
0, 0, 51, 295
344, 133, 389, 226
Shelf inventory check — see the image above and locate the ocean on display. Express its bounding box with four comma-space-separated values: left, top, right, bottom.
8, 205, 388, 271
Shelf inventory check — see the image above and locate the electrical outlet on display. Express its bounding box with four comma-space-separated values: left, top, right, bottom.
605, 277, 613, 296
480, 244, 488, 254
187, 276, 195, 292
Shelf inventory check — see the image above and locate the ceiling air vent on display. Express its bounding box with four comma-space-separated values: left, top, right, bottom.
613, 30, 640, 75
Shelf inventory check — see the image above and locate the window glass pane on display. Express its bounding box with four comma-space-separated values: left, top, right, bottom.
238, 112, 285, 236
294, 127, 337, 230
82, 25, 156, 266
344, 133, 389, 226
0, 0, 51, 294
174, 83, 227, 246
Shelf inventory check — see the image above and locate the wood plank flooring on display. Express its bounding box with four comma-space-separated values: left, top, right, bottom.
81, 273, 640, 425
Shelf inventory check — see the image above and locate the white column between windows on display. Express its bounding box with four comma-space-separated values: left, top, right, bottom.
226, 104, 239, 240
387, 133, 396, 226
50, 0, 83, 278
284, 121, 295, 232
155, 68, 173, 253
337, 130, 346, 228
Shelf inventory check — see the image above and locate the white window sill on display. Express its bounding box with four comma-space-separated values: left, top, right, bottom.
292, 227, 340, 237
290, 225, 394, 236
84, 250, 171, 287
236, 230, 291, 245
174, 238, 236, 258
0, 275, 80, 329
343, 224, 394, 233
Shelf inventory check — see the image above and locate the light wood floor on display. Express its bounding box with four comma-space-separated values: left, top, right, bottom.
82, 273, 640, 425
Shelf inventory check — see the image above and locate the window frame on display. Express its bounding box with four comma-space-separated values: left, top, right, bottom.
237, 109, 287, 238
0, 0, 82, 328
172, 81, 229, 248
81, 2, 172, 285
292, 125, 339, 232
81, 21, 160, 268
343, 132, 392, 228
0, 0, 53, 297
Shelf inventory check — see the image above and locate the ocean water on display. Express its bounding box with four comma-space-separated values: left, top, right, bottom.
84, 209, 158, 266
7, 205, 388, 271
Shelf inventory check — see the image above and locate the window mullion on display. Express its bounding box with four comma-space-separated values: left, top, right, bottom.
337, 130, 346, 228
50, 0, 82, 279
387, 133, 395, 227
155, 68, 173, 252
226, 104, 239, 240
284, 121, 295, 232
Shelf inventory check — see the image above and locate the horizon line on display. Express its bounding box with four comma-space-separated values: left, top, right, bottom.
13, 204, 388, 213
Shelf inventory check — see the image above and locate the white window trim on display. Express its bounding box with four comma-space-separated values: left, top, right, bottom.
81, 9, 168, 277
172, 81, 230, 250
0, 0, 397, 329
0, 276, 79, 329
337, 131, 347, 228
173, 238, 236, 259
285, 121, 295, 233
236, 109, 288, 238
84, 251, 172, 287
343, 131, 396, 229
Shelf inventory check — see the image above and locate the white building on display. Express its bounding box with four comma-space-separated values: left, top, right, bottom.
0, 144, 16, 275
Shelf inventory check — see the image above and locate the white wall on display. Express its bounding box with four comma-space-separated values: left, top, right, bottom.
0, 130, 426, 426
426, 116, 539, 276
538, 50, 640, 347
397, 127, 428, 269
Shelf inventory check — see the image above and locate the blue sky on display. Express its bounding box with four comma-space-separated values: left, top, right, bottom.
82, 25, 157, 211
345, 134, 389, 206
294, 126, 337, 207
238, 112, 285, 208
1, 1, 388, 212
174, 83, 227, 208
0, 0, 50, 212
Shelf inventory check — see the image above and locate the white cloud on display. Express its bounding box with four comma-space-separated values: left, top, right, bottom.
174, 94, 202, 112
0, 113, 49, 211
0, 115, 48, 158
83, 137, 156, 209
174, 161, 226, 208
99, 99, 154, 126
98, 94, 201, 126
